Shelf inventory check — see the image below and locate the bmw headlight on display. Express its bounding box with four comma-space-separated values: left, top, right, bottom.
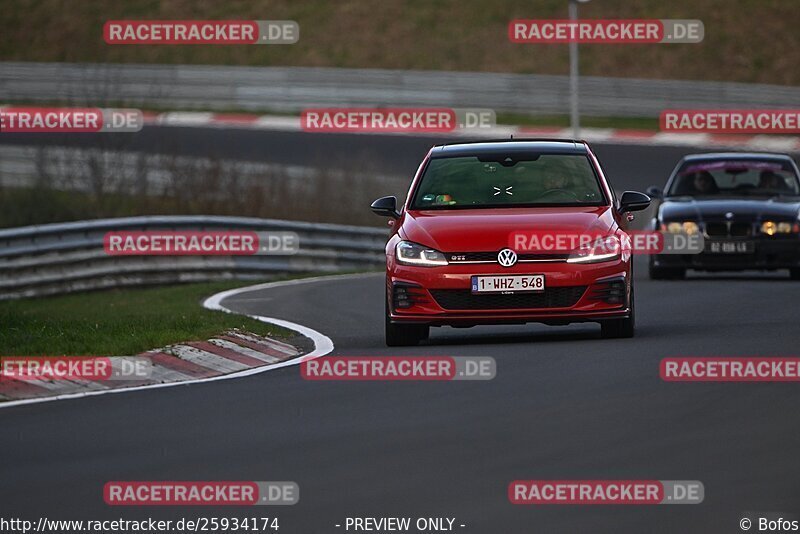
663, 221, 699, 234
761, 221, 795, 235
396, 241, 449, 267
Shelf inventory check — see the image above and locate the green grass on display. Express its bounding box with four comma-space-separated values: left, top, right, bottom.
0, 281, 295, 357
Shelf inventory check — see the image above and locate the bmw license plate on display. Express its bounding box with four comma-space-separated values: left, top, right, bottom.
708, 240, 755, 254
471, 275, 544, 294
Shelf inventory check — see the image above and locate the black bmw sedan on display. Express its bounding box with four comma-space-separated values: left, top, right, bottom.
647, 152, 800, 279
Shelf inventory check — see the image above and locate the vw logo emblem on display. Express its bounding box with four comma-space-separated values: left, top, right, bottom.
725, 212, 734, 219
497, 248, 518, 267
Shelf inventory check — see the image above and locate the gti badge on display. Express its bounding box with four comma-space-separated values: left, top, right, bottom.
497, 248, 518, 267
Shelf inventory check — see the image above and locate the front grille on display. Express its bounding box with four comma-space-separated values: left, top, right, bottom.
447, 251, 569, 263
430, 286, 586, 310
705, 222, 752, 237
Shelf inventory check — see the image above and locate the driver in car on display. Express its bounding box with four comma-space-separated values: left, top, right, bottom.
542, 171, 569, 192
693, 171, 718, 194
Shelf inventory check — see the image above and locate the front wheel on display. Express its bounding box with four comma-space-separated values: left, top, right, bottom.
385, 300, 429, 346
600, 282, 635, 339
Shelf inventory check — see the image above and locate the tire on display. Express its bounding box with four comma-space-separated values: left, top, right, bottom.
385, 300, 429, 347
790, 268, 800, 280
649, 261, 686, 280
600, 281, 635, 339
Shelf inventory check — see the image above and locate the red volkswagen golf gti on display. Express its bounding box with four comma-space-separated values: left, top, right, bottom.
371, 140, 651, 346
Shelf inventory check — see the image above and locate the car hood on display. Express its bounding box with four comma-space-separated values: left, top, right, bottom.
399, 207, 615, 252
659, 197, 800, 221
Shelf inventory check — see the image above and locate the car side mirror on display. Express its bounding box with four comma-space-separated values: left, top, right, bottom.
619, 191, 651, 213
370, 196, 400, 218
646, 186, 663, 199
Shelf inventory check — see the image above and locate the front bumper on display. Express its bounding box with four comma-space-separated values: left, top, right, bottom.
652, 237, 800, 271
387, 259, 631, 326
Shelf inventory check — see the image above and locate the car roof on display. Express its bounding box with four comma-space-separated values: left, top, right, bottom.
430, 139, 587, 157
681, 152, 795, 162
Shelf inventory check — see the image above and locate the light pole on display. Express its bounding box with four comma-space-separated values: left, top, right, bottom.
569, 0, 590, 138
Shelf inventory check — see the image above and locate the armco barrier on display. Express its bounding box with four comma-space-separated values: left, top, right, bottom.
0, 216, 388, 299
3, 62, 800, 118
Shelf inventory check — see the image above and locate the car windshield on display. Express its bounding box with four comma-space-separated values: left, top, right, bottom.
410, 153, 606, 209
666, 159, 800, 197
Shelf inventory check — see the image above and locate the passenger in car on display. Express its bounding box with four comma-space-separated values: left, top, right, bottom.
758, 170, 788, 190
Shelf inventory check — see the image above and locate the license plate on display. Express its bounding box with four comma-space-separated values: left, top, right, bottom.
471, 274, 544, 293
708, 240, 755, 254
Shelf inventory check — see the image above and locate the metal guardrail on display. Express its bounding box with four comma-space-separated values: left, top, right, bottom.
0, 216, 388, 299
3, 62, 800, 118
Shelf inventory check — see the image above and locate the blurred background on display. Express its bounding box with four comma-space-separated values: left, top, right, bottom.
1, 0, 798, 228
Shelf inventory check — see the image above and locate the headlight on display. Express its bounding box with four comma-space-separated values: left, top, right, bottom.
761, 221, 794, 235
663, 221, 698, 234
566, 235, 621, 264
395, 241, 448, 267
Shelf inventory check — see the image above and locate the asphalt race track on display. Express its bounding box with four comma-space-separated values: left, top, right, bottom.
2, 132, 800, 533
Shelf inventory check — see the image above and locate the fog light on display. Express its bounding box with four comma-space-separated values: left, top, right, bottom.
587, 278, 627, 306
392, 283, 430, 310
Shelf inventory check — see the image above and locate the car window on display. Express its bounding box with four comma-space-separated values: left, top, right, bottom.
668, 159, 800, 196
411, 153, 606, 209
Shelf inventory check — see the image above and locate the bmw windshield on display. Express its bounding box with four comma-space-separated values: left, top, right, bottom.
410, 153, 607, 209
666, 159, 800, 198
